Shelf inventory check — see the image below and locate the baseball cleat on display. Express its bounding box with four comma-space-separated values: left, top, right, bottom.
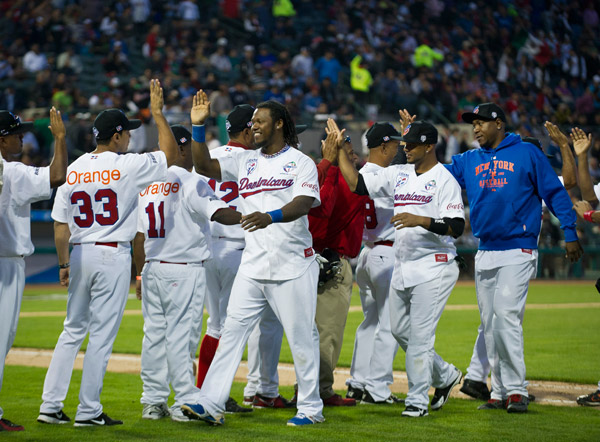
225, 397, 253, 413
506, 394, 528, 413
577, 390, 600, 406
360, 390, 404, 405
478, 398, 506, 410
170, 406, 193, 422
286, 413, 323, 426
74, 412, 123, 427
460, 379, 491, 401
431, 369, 462, 410
252, 393, 293, 409
37, 410, 71, 424
401, 405, 428, 417
346, 385, 365, 401
181, 403, 224, 425
323, 393, 356, 406
142, 403, 170, 420
0, 418, 25, 431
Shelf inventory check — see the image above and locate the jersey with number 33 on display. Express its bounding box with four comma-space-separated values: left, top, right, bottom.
52, 151, 168, 243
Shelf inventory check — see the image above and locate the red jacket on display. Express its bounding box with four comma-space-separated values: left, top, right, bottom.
309, 159, 367, 258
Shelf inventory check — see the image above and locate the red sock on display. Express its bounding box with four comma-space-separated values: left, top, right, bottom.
196, 334, 220, 388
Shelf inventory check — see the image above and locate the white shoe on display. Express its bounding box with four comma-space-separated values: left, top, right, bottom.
170, 406, 192, 422
142, 403, 170, 420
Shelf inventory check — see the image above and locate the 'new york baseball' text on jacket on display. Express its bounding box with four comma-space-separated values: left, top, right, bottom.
445, 132, 578, 250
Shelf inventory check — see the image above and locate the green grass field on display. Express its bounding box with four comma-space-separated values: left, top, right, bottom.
2, 282, 600, 440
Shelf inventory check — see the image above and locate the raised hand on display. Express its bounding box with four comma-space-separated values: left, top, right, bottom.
399, 109, 416, 133
570, 127, 592, 157
326, 118, 346, 148
322, 125, 339, 163
191, 90, 210, 125
150, 79, 164, 116
544, 121, 569, 147
48, 106, 66, 138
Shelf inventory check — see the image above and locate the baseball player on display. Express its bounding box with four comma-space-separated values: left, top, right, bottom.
336, 119, 465, 417
345, 127, 401, 405
38, 80, 178, 427
446, 102, 582, 413
460, 127, 576, 402
134, 124, 241, 422
182, 96, 323, 426
197, 104, 280, 412
0, 108, 67, 432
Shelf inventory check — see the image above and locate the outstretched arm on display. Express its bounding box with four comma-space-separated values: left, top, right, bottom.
150, 79, 178, 168
571, 127, 598, 207
190, 90, 222, 180
48, 106, 67, 188
212, 207, 242, 225
544, 121, 576, 190
240, 195, 315, 232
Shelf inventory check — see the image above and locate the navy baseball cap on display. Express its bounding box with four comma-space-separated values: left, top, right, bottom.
93, 109, 141, 140
461, 102, 507, 124
171, 124, 191, 146
226, 104, 255, 133
400, 121, 438, 144
0, 111, 33, 136
365, 122, 402, 149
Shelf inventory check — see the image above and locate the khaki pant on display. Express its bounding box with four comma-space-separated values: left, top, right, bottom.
315, 258, 353, 399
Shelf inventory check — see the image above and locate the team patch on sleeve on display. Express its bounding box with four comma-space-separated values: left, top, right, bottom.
301, 182, 319, 193
304, 247, 314, 257
435, 254, 448, 262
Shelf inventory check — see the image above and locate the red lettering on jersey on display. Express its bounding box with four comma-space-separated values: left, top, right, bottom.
304, 247, 314, 258
435, 254, 448, 262
67, 169, 121, 185
521, 248, 532, 255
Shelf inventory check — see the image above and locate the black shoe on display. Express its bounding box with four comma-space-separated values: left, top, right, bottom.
577, 390, 600, 406
528, 393, 536, 402
401, 405, 428, 417
478, 399, 506, 410
460, 379, 491, 401
74, 412, 123, 427
506, 394, 528, 413
360, 390, 404, 404
225, 397, 253, 413
346, 385, 364, 401
431, 369, 462, 410
37, 410, 71, 424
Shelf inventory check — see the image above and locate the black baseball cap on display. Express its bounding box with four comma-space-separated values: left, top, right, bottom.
461, 102, 507, 124
171, 124, 191, 146
400, 121, 438, 144
226, 104, 254, 133
93, 109, 141, 140
0, 111, 33, 136
365, 122, 402, 149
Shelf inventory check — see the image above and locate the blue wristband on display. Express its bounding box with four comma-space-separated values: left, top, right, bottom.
267, 209, 283, 223
192, 124, 205, 143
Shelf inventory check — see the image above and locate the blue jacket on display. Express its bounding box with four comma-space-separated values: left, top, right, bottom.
445, 133, 578, 250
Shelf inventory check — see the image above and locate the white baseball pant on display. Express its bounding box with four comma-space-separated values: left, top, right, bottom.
141, 261, 206, 407
202, 239, 244, 341
347, 244, 399, 401
475, 261, 536, 399
243, 303, 283, 398
0, 257, 26, 420
191, 261, 323, 421
389, 261, 460, 410
40, 243, 131, 421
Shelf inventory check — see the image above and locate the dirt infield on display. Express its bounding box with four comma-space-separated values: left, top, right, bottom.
6, 347, 596, 408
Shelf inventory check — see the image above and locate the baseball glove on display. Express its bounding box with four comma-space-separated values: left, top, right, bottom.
316, 248, 342, 287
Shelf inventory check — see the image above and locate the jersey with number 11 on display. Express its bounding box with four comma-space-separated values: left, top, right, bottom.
52, 151, 168, 243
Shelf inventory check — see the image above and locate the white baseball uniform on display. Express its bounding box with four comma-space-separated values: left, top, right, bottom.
138, 166, 227, 409
346, 162, 400, 402
204, 143, 285, 400
362, 162, 464, 410
41, 150, 167, 421
0, 158, 52, 420
188, 145, 323, 422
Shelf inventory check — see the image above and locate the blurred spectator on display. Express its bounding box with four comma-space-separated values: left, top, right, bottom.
23, 44, 49, 73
